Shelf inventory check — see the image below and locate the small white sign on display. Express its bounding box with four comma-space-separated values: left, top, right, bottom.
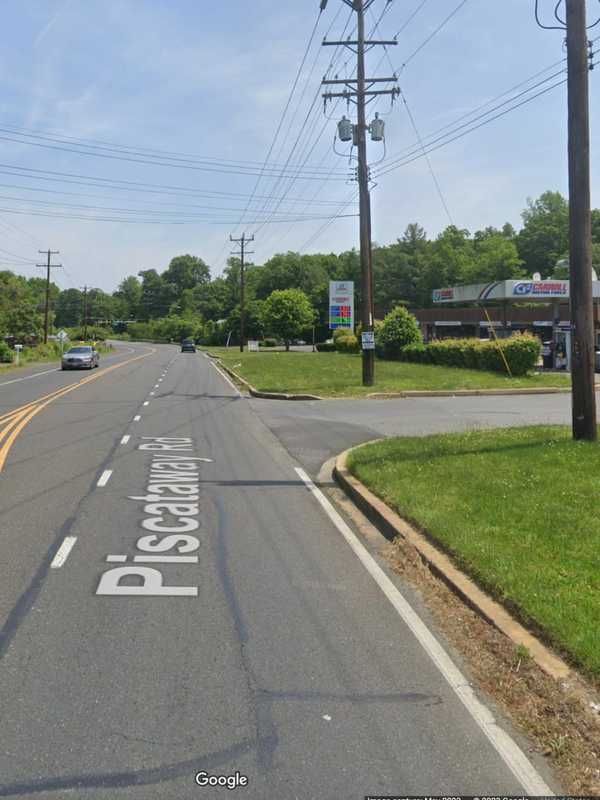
248, 340, 259, 352
57, 330, 69, 341
361, 331, 375, 350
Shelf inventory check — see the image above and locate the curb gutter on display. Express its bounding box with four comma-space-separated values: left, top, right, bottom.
333, 445, 572, 682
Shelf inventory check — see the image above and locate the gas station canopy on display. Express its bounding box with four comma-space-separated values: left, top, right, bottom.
432, 279, 600, 304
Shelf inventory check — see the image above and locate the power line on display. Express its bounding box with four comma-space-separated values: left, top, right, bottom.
373, 76, 567, 178
396, 0, 470, 73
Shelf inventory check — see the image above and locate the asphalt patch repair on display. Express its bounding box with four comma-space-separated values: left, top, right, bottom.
382, 534, 600, 795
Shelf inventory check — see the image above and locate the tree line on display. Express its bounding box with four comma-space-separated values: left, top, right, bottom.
2, 190, 598, 345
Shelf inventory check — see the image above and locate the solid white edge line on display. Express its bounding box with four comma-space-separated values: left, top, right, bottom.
0, 367, 60, 387
294, 466, 553, 796
120, 435, 130, 445
97, 469, 113, 487
209, 360, 242, 397
50, 536, 77, 568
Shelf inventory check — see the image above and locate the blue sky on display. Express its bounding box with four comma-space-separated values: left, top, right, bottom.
0, 0, 597, 291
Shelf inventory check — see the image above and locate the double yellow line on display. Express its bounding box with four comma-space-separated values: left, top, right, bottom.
0, 348, 154, 474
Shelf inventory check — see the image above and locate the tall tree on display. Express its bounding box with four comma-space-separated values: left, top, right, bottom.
517, 191, 569, 276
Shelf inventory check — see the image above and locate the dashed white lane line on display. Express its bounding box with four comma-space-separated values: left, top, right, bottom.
133, 415, 141, 422
294, 467, 553, 796
120, 435, 131, 445
150, 392, 155, 396
143, 401, 150, 406
209, 360, 242, 397
50, 537, 77, 568
97, 470, 113, 487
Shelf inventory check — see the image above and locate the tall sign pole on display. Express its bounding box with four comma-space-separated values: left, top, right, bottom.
567, 0, 597, 440
322, 0, 398, 386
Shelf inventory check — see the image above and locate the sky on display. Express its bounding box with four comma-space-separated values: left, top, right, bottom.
0, 0, 597, 292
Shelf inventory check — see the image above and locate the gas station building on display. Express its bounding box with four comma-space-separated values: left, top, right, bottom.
412, 279, 600, 370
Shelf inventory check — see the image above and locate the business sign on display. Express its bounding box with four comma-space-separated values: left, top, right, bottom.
248, 340, 259, 352
512, 281, 568, 298
329, 281, 354, 330
432, 288, 455, 303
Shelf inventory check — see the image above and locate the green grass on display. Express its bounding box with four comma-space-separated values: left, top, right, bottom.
207, 349, 572, 397
348, 427, 600, 679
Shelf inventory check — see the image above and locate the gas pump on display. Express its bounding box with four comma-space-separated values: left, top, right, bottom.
554, 328, 571, 371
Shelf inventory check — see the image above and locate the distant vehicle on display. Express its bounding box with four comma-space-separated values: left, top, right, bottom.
181, 339, 196, 353
292, 340, 307, 346
61, 345, 99, 370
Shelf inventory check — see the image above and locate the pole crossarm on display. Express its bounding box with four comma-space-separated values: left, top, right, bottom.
323, 87, 400, 103
323, 39, 397, 47
322, 76, 397, 85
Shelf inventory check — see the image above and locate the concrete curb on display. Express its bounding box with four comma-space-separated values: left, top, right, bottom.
215, 360, 323, 401
205, 351, 582, 401
333, 445, 572, 682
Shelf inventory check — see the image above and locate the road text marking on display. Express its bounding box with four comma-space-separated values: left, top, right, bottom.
51, 537, 77, 568
294, 466, 552, 796
97, 470, 113, 487
121, 435, 131, 445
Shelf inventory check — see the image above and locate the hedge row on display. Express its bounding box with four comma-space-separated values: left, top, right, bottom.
401, 335, 541, 376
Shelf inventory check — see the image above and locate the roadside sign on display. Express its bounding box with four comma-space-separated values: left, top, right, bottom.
57, 330, 68, 341
248, 340, 259, 352
361, 331, 375, 350
329, 281, 354, 330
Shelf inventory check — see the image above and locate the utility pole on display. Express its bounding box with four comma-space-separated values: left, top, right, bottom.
567, 0, 597, 440
230, 233, 254, 352
322, 0, 398, 386
36, 249, 61, 344
81, 286, 89, 340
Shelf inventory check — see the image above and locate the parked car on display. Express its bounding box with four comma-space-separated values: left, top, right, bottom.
181, 339, 196, 353
61, 345, 99, 370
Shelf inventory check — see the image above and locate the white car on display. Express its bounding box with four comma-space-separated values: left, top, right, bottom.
61, 346, 99, 370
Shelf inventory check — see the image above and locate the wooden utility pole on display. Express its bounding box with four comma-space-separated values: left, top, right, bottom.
567, 0, 597, 440
230, 233, 254, 352
81, 286, 89, 340
322, 0, 398, 386
36, 249, 61, 344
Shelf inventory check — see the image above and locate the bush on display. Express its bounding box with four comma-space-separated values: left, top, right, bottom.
336, 333, 360, 353
376, 306, 422, 359
316, 342, 337, 353
0, 341, 13, 363
401, 335, 541, 376
333, 327, 354, 345
260, 338, 278, 348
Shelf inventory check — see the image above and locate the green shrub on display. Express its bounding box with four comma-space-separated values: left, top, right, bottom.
0, 341, 13, 363
336, 333, 360, 353
376, 306, 422, 359
333, 327, 354, 345
316, 342, 337, 353
260, 338, 278, 348
401, 335, 541, 376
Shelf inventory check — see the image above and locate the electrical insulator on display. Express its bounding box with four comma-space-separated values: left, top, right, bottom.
337, 116, 353, 142
352, 125, 359, 147
370, 112, 385, 142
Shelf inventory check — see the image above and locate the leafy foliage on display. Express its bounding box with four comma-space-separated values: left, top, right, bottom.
376, 306, 422, 359
260, 289, 314, 350
401, 334, 541, 376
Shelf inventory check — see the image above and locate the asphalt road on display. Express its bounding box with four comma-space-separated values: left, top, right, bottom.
0, 343, 561, 799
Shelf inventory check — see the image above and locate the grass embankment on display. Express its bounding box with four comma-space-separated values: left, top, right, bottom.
208, 349, 571, 397
348, 426, 600, 679
0, 341, 114, 373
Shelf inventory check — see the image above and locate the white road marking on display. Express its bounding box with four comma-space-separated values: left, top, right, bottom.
0, 367, 60, 387
106, 555, 128, 563
120, 435, 131, 445
97, 469, 113, 487
133, 415, 141, 422
143, 401, 150, 406
150, 392, 155, 396
294, 467, 553, 796
209, 360, 242, 397
50, 537, 77, 568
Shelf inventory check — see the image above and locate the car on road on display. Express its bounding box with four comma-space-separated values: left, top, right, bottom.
61, 345, 99, 370
181, 339, 196, 353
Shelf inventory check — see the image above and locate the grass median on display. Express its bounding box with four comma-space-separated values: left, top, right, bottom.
347, 426, 600, 680
208, 349, 572, 397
